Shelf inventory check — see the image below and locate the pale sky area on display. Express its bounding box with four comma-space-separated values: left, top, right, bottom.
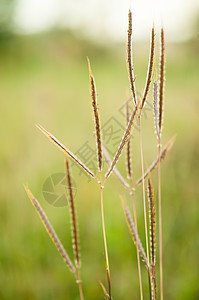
15, 0, 199, 41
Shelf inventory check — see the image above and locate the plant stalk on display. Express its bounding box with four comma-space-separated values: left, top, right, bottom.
76, 267, 84, 300
100, 172, 111, 300
158, 137, 163, 300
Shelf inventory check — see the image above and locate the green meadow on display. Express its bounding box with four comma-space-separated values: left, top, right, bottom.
0, 31, 199, 299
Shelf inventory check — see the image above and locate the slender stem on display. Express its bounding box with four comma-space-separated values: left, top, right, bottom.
77, 267, 84, 300
158, 137, 163, 300
148, 268, 152, 300
138, 116, 151, 297
100, 172, 111, 300
129, 180, 143, 300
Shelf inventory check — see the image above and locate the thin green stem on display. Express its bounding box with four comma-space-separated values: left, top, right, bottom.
76, 267, 84, 300
148, 268, 152, 300
158, 137, 163, 300
100, 172, 111, 300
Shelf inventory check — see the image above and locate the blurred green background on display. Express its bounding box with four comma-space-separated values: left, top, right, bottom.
0, 1, 199, 299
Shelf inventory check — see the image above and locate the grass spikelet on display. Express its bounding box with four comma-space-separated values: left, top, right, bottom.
24, 186, 76, 275
147, 174, 156, 267
126, 99, 132, 179
127, 9, 137, 105
36, 124, 96, 179
147, 175, 157, 300
123, 203, 148, 268
159, 28, 165, 136
141, 25, 155, 110
66, 156, 80, 269
105, 99, 140, 179
87, 57, 102, 172
135, 135, 176, 186
153, 80, 159, 138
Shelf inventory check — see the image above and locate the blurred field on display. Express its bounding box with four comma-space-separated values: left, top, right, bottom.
0, 30, 199, 299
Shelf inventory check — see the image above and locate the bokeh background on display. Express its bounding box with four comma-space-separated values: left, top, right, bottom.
0, 0, 199, 299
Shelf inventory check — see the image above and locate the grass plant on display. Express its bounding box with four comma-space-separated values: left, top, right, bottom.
25, 9, 174, 300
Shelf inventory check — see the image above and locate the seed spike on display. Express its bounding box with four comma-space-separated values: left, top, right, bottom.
147, 173, 157, 300
141, 25, 155, 110
126, 99, 132, 179
153, 80, 159, 138
159, 27, 165, 136
36, 124, 97, 179
65, 156, 80, 269
87, 57, 102, 172
25, 186, 76, 275
105, 99, 141, 179
127, 9, 137, 105
123, 203, 148, 268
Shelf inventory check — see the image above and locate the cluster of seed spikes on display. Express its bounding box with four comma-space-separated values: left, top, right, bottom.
25, 9, 175, 300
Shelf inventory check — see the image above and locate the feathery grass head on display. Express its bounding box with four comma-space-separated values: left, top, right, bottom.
87, 57, 102, 172
158, 27, 165, 137
147, 174, 157, 300
123, 203, 148, 268
147, 173, 156, 266
127, 9, 137, 105
105, 99, 140, 179
126, 99, 132, 179
153, 80, 159, 138
36, 124, 97, 179
24, 186, 76, 275
141, 25, 155, 110
65, 156, 80, 269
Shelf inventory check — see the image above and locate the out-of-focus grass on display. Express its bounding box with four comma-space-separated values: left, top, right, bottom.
0, 31, 199, 299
